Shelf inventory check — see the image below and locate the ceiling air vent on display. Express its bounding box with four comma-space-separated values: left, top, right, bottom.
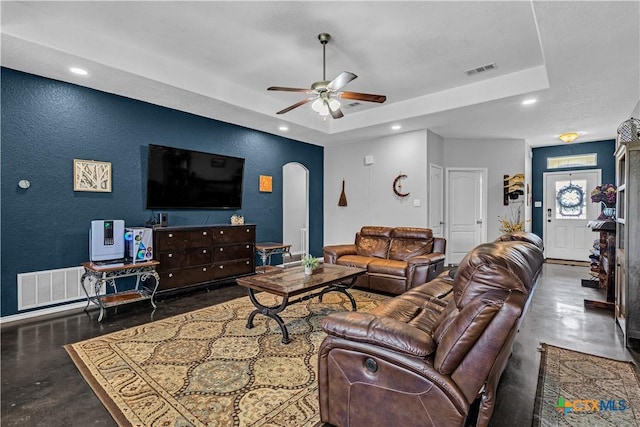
343, 101, 362, 109
465, 62, 497, 76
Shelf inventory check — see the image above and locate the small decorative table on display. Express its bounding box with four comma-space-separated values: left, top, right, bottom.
81, 260, 160, 321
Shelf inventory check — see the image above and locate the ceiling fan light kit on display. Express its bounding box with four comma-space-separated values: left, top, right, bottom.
267, 33, 386, 119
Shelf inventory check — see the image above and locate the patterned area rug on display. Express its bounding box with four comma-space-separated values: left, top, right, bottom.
533, 343, 640, 426
65, 289, 389, 427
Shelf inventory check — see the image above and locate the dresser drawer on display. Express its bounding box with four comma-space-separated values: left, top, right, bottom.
213, 243, 254, 262
157, 247, 212, 270
213, 259, 254, 279
157, 265, 214, 290
212, 226, 255, 244
155, 229, 212, 251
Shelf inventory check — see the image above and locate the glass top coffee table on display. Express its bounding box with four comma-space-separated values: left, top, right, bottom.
236, 264, 366, 344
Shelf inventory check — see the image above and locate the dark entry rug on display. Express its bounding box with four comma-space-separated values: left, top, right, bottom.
65, 289, 389, 427
533, 343, 640, 426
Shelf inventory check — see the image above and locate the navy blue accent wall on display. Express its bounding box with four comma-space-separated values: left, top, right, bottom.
531, 139, 616, 238
1, 68, 324, 317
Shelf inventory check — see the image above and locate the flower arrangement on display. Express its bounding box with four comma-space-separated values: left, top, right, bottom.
590, 184, 617, 206
498, 204, 525, 233
302, 255, 319, 274
230, 214, 244, 225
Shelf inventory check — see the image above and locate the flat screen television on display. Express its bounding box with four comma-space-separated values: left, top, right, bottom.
146, 144, 245, 210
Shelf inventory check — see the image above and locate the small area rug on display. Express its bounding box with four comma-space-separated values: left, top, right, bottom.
66, 289, 389, 427
533, 343, 640, 426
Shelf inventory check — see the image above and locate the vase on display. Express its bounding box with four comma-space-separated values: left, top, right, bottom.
304, 266, 313, 275
600, 202, 616, 220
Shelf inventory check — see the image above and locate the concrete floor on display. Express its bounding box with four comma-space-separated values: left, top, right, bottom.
1, 263, 636, 426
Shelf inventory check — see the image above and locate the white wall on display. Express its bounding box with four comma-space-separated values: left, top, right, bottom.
444, 137, 527, 241
324, 130, 428, 245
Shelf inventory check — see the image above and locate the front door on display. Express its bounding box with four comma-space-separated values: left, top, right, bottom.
543, 170, 601, 260
446, 168, 487, 265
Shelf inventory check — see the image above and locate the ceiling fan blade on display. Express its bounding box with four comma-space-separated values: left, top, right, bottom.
340, 91, 386, 103
268, 86, 313, 93
327, 72, 357, 91
276, 97, 315, 114
326, 99, 344, 119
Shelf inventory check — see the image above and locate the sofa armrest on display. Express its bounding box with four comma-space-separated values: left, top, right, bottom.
323, 244, 357, 264
406, 253, 446, 286
408, 252, 445, 266
321, 311, 436, 357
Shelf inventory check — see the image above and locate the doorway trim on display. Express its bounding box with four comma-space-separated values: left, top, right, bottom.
282, 162, 309, 263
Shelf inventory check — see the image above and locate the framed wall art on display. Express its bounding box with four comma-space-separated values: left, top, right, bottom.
259, 175, 273, 192
74, 159, 112, 192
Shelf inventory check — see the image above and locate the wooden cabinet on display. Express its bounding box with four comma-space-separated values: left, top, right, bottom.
154, 225, 255, 292
615, 141, 640, 345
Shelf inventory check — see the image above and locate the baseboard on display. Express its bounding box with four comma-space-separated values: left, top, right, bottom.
0, 301, 96, 326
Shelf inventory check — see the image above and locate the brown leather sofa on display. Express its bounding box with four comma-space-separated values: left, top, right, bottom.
318, 232, 544, 427
323, 226, 446, 295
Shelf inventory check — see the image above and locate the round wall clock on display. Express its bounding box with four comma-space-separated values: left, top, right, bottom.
393, 174, 410, 197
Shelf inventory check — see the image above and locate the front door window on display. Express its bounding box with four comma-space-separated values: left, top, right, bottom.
555, 179, 587, 219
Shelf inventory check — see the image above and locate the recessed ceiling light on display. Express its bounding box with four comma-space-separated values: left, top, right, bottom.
70, 67, 88, 76
391, 125, 401, 130
278, 126, 288, 132
522, 98, 536, 105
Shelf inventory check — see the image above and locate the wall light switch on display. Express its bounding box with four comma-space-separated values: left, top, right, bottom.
534, 201, 542, 208
413, 199, 421, 207
364, 155, 374, 165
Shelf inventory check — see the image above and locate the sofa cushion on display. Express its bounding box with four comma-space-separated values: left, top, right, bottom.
388, 227, 434, 261
336, 255, 376, 269
453, 241, 543, 308
355, 226, 393, 258
432, 292, 505, 374
367, 258, 407, 277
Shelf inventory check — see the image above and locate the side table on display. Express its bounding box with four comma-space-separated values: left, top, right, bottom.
81, 260, 160, 321
255, 242, 292, 272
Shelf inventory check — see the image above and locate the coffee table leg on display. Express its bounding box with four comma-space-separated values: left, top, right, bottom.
246, 289, 292, 344
318, 276, 359, 311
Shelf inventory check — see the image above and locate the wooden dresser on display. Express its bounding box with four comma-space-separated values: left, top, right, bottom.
153, 224, 256, 292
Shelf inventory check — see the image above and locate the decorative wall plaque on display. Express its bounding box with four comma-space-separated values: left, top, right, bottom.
73, 159, 112, 192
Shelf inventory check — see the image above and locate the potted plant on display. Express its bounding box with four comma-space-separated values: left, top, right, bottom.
302, 255, 319, 275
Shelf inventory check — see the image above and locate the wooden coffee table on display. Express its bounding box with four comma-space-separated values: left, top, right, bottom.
236, 264, 366, 344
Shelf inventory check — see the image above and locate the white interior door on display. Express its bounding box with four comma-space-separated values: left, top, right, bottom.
543, 170, 600, 261
428, 164, 444, 237
446, 168, 487, 265
283, 163, 309, 260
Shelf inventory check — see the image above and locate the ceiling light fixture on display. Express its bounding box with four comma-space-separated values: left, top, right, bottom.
278, 126, 288, 131
69, 67, 88, 76
558, 132, 580, 143
391, 125, 402, 130
522, 98, 537, 105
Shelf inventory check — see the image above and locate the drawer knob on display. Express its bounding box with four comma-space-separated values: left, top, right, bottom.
168, 253, 173, 258
246, 261, 250, 264
246, 228, 250, 232
246, 245, 250, 249
168, 233, 173, 238
220, 230, 224, 235
203, 231, 207, 236
219, 265, 224, 269
203, 267, 207, 272
220, 248, 224, 252
203, 249, 207, 254
169, 273, 173, 278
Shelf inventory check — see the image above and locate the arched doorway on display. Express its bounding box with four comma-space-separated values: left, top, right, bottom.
282, 162, 309, 264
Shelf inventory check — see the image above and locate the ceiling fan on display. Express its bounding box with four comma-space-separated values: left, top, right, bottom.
268, 33, 386, 119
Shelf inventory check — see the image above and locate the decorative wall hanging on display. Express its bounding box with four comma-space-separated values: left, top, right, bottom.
338, 179, 348, 206
503, 173, 524, 205
393, 173, 410, 198
259, 175, 273, 192
73, 159, 112, 192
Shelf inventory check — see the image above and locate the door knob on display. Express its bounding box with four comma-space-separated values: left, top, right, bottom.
476, 220, 483, 224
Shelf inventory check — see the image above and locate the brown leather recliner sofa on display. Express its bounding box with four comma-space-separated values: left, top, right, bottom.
318, 232, 544, 427
323, 226, 446, 295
